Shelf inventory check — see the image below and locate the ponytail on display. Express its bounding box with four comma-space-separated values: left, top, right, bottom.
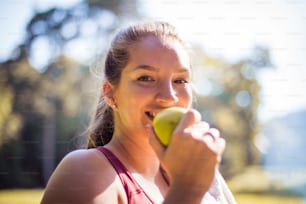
87, 94, 114, 148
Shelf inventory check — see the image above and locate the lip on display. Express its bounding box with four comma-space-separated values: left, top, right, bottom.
145, 111, 157, 121
145, 108, 165, 121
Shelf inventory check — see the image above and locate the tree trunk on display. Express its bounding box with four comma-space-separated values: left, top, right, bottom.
42, 115, 56, 185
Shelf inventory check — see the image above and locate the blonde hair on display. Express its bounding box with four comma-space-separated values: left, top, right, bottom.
87, 21, 188, 148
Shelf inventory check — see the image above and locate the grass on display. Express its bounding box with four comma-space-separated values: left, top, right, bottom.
234, 193, 305, 204
227, 165, 306, 204
0, 189, 43, 204
0, 189, 305, 204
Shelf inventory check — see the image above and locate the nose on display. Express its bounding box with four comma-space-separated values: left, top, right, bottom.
155, 81, 178, 106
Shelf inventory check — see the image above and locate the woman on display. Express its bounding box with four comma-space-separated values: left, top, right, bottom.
41, 21, 236, 204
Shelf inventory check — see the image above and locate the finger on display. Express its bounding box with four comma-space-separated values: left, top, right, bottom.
192, 121, 210, 132
189, 121, 210, 139
203, 128, 220, 142
214, 137, 226, 155
175, 109, 202, 133
201, 129, 225, 159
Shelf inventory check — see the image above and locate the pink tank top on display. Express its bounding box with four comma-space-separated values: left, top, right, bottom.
97, 147, 155, 204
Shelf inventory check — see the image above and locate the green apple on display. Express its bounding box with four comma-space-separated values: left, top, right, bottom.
153, 107, 187, 146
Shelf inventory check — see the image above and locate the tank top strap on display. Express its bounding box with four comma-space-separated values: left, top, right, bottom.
96, 146, 155, 204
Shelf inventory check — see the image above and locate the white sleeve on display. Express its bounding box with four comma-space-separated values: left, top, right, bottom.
201, 170, 237, 204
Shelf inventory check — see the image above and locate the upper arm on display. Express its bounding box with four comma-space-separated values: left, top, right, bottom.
41, 149, 123, 204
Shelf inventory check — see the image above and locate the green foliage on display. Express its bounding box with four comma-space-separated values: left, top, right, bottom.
0, 0, 271, 189
192, 46, 272, 177
0, 0, 139, 189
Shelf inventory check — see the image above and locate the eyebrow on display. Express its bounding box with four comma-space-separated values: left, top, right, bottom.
134, 64, 159, 71
134, 64, 190, 73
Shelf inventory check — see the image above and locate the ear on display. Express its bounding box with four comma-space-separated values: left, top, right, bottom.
102, 80, 116, 107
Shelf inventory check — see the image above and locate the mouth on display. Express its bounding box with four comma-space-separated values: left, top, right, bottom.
145, 111, 157, 121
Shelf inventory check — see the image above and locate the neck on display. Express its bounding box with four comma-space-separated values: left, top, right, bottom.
106, 134, 160, 178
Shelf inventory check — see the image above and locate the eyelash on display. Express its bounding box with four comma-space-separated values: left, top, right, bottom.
137, 76, 189, 84
137, 76, 155, 82
174, 79, 189, 84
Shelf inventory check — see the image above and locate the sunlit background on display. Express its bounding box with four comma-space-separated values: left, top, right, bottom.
1, 0, 306, 203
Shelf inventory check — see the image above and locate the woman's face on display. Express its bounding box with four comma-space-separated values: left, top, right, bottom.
112, 35, 192, 138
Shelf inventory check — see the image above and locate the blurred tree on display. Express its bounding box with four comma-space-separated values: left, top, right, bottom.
24, 0, 138, 70
0, 55, 45, 188
0, 0, 139, 188
39, 55, 98, 184
192, 45, 272, 177
0, 0, 272, 188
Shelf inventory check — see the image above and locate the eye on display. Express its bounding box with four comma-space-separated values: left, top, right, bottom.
137, 75, 155, 82
174, 78, 189, 84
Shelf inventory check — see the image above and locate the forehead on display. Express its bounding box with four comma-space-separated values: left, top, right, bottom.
128, 35, 190, 69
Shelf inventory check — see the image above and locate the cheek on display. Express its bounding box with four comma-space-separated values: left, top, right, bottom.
115, 84, 150, 107
181, 86, 192, 104
186, 92, 193, 107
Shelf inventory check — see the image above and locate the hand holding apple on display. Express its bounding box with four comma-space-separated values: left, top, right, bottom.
151, 108, 226, 200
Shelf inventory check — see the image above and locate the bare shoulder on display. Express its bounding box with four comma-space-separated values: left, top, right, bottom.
41, 148, 125, 204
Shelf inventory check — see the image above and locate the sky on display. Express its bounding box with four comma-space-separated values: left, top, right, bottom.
141, 0, 306, 122
0, 0, 81, 60
1, 0, 306, 122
